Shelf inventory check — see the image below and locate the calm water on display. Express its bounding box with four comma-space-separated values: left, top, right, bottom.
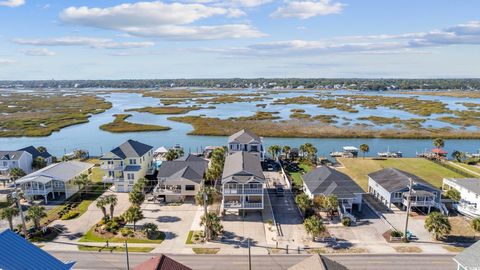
0, 90, 479, 157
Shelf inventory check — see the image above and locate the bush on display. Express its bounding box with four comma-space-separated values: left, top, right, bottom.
341, 217, 352, 227
472, 218, 480, 232
390, 230, 404, 237
105, 221, 120, 233
120, 227, 134, 237
113, 216, 125, 223
60, 211, 79, 220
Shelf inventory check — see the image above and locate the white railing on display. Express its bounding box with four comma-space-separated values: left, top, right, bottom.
224, 202, 243, 208
223, 188, 263, 194
244, 202, 263, 208
100, 164, 124, 171
403, 199, 436, 207
24, 187, 53, 196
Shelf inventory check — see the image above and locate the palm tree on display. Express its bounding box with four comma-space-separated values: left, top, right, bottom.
9, 168, 26, 181
295, 193, 312, 213
134, 178, 147, 194
195, 186, 219, 206
321, 195, 339, 219
303, 215, 325, 239
142, 222, 159, 239
424, 212, 451, 240
268, 145, 281, 160
472, 218, 480, 232
27, 205, 47, 230
451, 150, 465, 162
445, 189, 461, 202
129, 189, 145, 206
433, 138, 445, 149
200, 212, 223, 240
359, 144, 369, 159
36, 146, 47, 153
282, 145, 291, 160
33, 157, 47, 169
300, 143, 317, 162
124, 206, 144, 231
95, 197, 108, 220
73, 173, 91, 198
106, 194, 118, 220
0, 207, 19, 230
165, 149, 179, 161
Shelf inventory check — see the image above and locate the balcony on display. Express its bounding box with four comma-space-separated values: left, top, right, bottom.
223, 201, 263, 209
100, 164, 124, 171
24, 187, 53, 196
223, 188, 263, 195
102, 176, 124, 183
403, 198, 436, 207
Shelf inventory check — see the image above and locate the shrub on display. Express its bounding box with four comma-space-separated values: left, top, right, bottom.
267, 219, 273, 227
142, 223, 159, 239
113, 216, 125, 224
391, 230, 404, 237
105, 221, 120, 233
60, 211, 79, 220
341, 217, 352, 227
120, 227, 134, 237
472, 218, 480, 232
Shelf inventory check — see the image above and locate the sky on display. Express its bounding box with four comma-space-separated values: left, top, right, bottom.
1, 0, 480, 79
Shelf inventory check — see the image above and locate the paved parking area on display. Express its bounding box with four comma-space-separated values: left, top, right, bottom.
381, 207, 431, 241
221, 212, 267, 248
139, 201, 202, 252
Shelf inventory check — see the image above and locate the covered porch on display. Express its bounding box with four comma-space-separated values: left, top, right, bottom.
17, 176, 65, 204
402, 190, 436, 213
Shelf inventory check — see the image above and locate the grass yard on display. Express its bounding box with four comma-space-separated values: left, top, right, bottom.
452, 162, 480, 175
392, 246, 422, 253
78, 245, 154, 253
287, 162, 314, 187
337, 158, 464, 191
442, 245, 465, 253
79, 226, 165, 244
192, 248, 220, 254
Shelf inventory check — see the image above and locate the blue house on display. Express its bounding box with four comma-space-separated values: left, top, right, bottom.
0, 229, 75, 270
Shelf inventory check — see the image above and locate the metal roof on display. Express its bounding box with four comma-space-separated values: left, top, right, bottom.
228, 129, 261, 144
368, 168, 438, 193
18, 146, 53, 159
222, 151, 264, 184
453, 240, 480, 269
0, 229, 75, 270
302, 166, 364, 199
16, 161, 93, 184
444, 178, 480, 195
157, 155, 208, 184
0, 151, 27, 161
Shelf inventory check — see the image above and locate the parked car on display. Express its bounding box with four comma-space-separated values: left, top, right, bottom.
276, 186, 284, 197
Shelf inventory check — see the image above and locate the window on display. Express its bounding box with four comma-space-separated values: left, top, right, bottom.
127, 173, 135, 180
186, 185, 195, 191
129, 159, 136, 165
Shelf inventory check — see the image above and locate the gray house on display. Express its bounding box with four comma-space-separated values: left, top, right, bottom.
368, 168, 441, 213
302, 166, 364, 215
154, 155, 208, 203
228, 129, 265, 161
453, 240, 480, 270
222, 151, 265, 212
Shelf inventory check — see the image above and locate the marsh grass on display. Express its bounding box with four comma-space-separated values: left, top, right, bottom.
126, 106, 215, 115
100, 114, 170, 133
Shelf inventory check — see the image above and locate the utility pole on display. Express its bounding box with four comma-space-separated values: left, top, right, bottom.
13, 179, 27, 236
203, 192, 209, 240
125, 240, 130, 270
403, 178, 413, 242
248, 238, 252, 270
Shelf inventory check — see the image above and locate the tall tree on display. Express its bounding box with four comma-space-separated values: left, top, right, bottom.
295, 193, 312, 213
359, 144, 370, 159
129, 189, 145, 206
282, 145, 291, 160
73, 173, 91, 198
195, 186, 219, 206
445, 189, 461, 202
36, 146, 47, 153
95, 197, 108, 220
27, 205, 47, 230
106, 194, 118, 220
124, 206, 144, 231
268, 145, 281, 160
0, 207, 19, 230
303, 215, 325, 239
165, 149, 179, 161
451, 150, 466, 162
33, 157, 47, 169
424, 212, 451, 240
433, 138, 445, 149
9, 168, 26, 181
200, 212, 223, 240
321, 195, 339, 219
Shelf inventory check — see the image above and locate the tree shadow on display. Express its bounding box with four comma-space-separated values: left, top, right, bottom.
156, 216, 181, 223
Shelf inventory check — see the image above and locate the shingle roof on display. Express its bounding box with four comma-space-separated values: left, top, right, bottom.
288, 254, 349, 270
16, 161, 93, 184
134, 255, 192, 270
228, 129, 261, 144
453, 240, 480, 269
157, 155, 208, 184
368, 168, 436, 193
222, 151, 264, 184
103, 140, 153, 159
0, 151, 27, 161
302, 166, 364, 199
444, 178, 480, 195
0, 229, 75, 270
18, 146, 52, 159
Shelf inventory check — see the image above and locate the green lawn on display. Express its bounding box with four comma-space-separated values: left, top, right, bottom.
85, 158, 105, 182
192, 248, 220, 254
78, 245, 154, 253
337, 158, 464, 191
287, 163, 313, 187
79, 226, 165, 244
452, 162, 480, 175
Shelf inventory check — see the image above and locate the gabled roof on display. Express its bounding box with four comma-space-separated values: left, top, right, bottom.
453, 240, 480, 270
103, 140, 153, 160
0, 229, 75, 270
368, 168, 437, 193
444, 178, 480, 195
0, 151, 27, 161
432, 148, 448, 154
302, 166, 364, 199
288, 254, 349, 270
18, 146, 52, 159
134, 254, 192, 270
228, 129, 261, 144
16, 161, 93, 184
222, 151, 264, 183
157, 155, 208, 184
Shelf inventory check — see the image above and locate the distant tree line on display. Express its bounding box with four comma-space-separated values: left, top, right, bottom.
1, 78, 480, 90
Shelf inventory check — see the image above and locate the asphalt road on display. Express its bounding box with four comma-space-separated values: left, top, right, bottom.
50, 251, 456, 270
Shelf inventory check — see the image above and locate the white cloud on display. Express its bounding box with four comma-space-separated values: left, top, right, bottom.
228, 0, 273, 7
0, 0, 25, 7
13, 36, 155, 49
21, 48, 56, 56
200, 21, 480, 56
0, 59, 15, 65
271, 0, 344, 19
59, 1, 263, 40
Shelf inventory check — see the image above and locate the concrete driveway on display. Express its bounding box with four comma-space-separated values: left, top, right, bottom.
139, 201, 202, 253
221, 212, 267, 248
